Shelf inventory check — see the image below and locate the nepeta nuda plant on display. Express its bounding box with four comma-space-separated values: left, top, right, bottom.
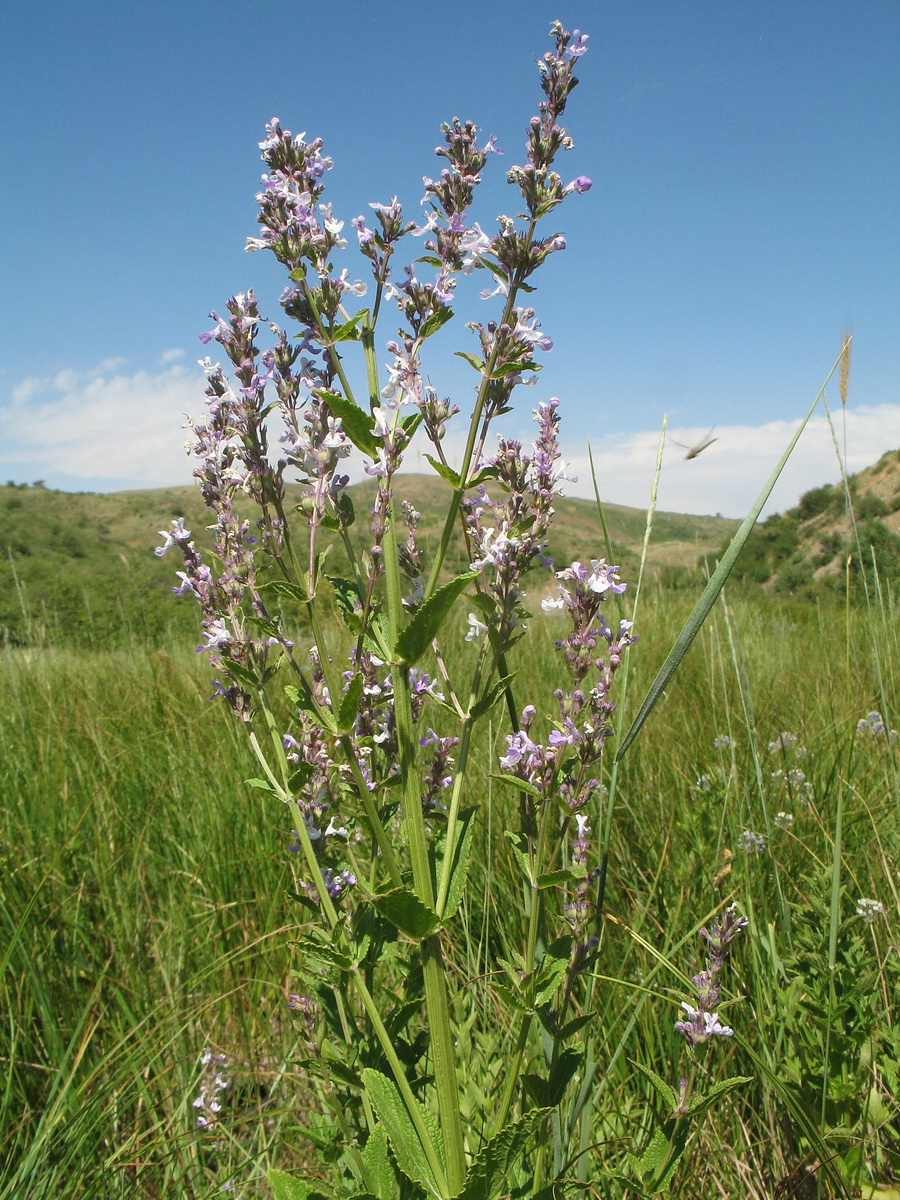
159, 22, 655, 1199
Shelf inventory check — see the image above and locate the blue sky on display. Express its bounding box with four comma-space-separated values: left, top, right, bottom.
2, 0, 898, 515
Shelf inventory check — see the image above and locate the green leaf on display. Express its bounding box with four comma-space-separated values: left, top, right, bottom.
465, 464, 498, 489
338, 673, 365, 735
394, 571, 477, 665
470, 676, 515, 721
442, 806, 477, 920
285, 683, 337, 733
503, 830, 536, 886
456, 1108, 551, 1200
493, 360, 540, 378
639, 1118, 689, 1194
420, 307, 454, 339
685, 1074, 752, 1120
372, 887, 441, 939
523, 1049, 581, 1107
287, 763, 315, 793
533, 943, 571, 1006
530, 1183, 585, 1200
318, 390, 378, 457
454, 351, 485, 372
555, 1012, 595, 1041
259, 577, 309, 603
330, 310, 366, 342
618, 348, 847, 761
535, 868, 577, 889
633, 1061, 679, 1113
266, 1168, 312, 1200
361, 1069, 445, 1200
245, 777, 281, 798
424, 455, 461, 488
361, 1126, 400, 1200
223, 659, 259, 691
492, 773, 542, 799
400, 411, 423, 438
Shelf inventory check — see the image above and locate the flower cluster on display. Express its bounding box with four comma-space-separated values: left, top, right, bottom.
737, 829, 765, 855
857, 710, 898, 741
856, 897, 885, 924
675, 904, 747, 1048
192, 1048, 228, 1129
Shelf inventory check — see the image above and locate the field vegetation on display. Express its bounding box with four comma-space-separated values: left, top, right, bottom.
2, 535, 898, 1197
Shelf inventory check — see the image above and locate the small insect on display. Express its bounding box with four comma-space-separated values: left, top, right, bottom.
671, 426, 718, 460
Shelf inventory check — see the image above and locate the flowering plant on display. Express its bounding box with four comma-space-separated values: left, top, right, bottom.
159, 21, 743, 1198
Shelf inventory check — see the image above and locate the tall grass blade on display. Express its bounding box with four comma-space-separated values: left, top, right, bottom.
617, 347, 848, 760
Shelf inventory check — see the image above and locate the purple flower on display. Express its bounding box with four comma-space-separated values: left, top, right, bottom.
155, 517, 191, 556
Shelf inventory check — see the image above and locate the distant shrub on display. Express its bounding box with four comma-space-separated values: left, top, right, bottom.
856, 491, 889, 520
793, 485, 836, 521
774, 554, 814, 595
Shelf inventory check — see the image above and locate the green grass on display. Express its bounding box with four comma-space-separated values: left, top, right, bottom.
1, 584, 898, 1197
0, 479, 738, 651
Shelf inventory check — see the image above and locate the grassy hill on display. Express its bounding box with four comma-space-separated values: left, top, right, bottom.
0, 476, 737, 649
724, 448, 900, 597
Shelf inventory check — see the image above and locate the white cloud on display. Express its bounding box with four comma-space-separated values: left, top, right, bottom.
563, 406, 900, 518
160, 348, 186, 364
0, 362, 202, 487
2, 360, 898, 518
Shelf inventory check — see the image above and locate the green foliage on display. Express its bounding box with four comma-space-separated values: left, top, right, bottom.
857, 491, 890, 520
2, 574, 898, 1196
792, 484, 838, 520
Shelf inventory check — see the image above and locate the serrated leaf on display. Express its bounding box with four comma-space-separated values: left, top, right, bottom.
494, 360, 540, 378
454, 351, 485, 371
470, 675, 515, 721
330, 310, 365, 342
224, 659, 259, 690
686, 1074, 752, 1120
416, 254, 443, 269
245, 777, 281, 797
400, 411, 423, 438
318, 390, 378, 457
493, 982, 531, 1014
530, 1183, 585, 1200
247, 614, 282, 640
503, 830, 536, 886
442, 806, 477, 920
469, 592, 497, 618
288, 762, 315, 794
394, 571, 477, 665
456, 1108, 551, 1200
633, 1061, 678, 1113
424, 455, 461, 488
361, 1069, 445, 1200
420, 307, 453, 339
536, 868, 577, 889
465, 465, 498, 489
361, 1126, 399, 1200
338, 673, 365, 735
492, 773, 542, 799
555, 1012, 595, 1041
259, 577, 309, 603
533, 951, 570, 1007
373, 887, 441, 939
266, 1168, 312, 1200
640, 1118, 689, 1194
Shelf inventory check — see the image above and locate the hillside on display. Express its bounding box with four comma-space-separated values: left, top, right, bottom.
726, 448, 900, 595
0, 476, 737, 649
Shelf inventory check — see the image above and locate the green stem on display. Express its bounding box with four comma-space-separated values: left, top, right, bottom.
491, 802, 553, 1138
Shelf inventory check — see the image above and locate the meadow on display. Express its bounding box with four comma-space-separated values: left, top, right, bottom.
2, 577, 898, 1198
